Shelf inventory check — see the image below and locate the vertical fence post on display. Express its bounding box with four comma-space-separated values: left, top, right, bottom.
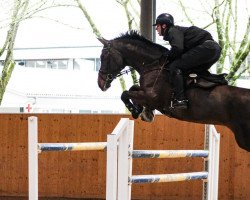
203, 125, 220, 200
28, 116, 38, 200
106, 134, 118, 200
127, 120, 134, 200
208, 125, 220, 200
106, 118, 134, 200
117, 119, 130, 200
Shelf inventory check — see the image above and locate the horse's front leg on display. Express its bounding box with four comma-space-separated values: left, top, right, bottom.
121, 90, 143, 119
121, 87, 155, 121
140, 107, 155, 122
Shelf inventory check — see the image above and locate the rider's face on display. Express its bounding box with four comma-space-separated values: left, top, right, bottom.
155, 24, 162, 36
155, 24, 167, 36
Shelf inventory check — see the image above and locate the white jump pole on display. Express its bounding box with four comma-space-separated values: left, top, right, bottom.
28, 116, 38, 200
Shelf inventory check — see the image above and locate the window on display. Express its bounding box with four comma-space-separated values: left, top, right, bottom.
58, 60, 68, 69
73, 59, 80, 70
26, 61, 35, 68
95, 58, 101, 71
47, 60, 57, 69
36, 61, 46, 68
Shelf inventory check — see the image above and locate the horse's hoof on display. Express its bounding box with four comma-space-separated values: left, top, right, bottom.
140, 108, 154, 122
131, 106, 142, 119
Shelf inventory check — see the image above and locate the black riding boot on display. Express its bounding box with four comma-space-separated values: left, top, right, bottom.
172, 69, 188, 109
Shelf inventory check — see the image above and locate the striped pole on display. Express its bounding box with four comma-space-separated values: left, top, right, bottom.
130, 172, 208, 184
132, 150, 209, 158
38, 142, 107, 152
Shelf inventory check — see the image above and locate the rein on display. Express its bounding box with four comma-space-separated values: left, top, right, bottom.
100, 40, 168, 88
148, 57, 169, 93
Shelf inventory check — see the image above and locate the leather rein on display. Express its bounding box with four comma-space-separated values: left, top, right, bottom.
99, 42, 167, 87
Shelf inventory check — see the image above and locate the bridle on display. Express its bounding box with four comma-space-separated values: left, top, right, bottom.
99, 42, 134, 87
99, 41, 167, 89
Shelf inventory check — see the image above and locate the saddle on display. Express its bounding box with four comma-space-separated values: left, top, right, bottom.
185, 71, 228, 89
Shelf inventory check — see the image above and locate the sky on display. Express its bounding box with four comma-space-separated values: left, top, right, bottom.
1, 0, 133, 48
0, 0, 249, 48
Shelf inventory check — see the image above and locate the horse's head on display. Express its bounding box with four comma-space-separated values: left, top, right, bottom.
97, 38, 124, 91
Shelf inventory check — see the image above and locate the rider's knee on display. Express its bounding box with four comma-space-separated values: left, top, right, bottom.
169, 64, 182, 76
176, 68, 183, 75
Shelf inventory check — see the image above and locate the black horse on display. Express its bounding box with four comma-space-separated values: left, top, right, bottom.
97, 31, 250, 152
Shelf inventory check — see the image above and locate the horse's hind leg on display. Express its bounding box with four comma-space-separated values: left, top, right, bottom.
230, 123, 250, 152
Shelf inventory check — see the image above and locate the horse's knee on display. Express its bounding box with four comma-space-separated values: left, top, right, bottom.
129, 85, 140, 92
121, 91, 129, 102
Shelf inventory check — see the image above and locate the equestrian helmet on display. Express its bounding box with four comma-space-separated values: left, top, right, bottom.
153, 13, 174, 26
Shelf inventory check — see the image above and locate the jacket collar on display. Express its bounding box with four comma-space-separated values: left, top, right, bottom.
163, 25, 174, 41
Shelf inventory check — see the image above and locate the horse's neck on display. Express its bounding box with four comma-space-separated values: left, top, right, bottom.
115, 40, 161, 72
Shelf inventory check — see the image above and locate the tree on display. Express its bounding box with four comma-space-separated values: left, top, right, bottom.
75, 0, 140, 91
0, 0, 76, 105
177, 0, 250, 85
0, 0, 29, 104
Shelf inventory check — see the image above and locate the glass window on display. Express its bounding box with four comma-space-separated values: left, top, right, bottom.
26, 61, 35, 68
47, 60, 57, 69
79, 110, 92, 113
58, 60, 68, 69
17, 61, 25, 66
36, 61, 46, 68
73, 59, 80, 70
95, 58, 101, 71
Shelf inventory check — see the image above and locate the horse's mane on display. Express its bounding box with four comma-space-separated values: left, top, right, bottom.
114, 30, 168, 52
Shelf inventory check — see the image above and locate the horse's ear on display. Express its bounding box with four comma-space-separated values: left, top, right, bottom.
97, 37, 109, 46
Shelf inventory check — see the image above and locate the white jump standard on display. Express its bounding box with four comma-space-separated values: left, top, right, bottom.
28, 117, 220, 200
106, 120, 220, 200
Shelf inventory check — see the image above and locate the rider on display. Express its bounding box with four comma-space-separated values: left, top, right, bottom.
153, 13, 222, 109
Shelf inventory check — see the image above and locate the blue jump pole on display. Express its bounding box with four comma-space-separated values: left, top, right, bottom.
38, 142, 107, 152
132, 150, 209, 158
130, 172, 208, 184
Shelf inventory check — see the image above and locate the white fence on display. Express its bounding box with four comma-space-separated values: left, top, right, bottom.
28, 116, 220, 200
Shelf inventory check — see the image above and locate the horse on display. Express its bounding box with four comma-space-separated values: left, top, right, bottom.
97, 31, 250, 152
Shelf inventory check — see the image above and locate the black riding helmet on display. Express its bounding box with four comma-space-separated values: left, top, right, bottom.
153, 13, 174, 26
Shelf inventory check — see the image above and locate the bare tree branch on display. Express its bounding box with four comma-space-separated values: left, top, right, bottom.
0, 0, 30, 104
178, 0, 194, 25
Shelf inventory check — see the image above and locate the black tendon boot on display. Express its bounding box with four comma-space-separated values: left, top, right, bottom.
172, 69, 188, 109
